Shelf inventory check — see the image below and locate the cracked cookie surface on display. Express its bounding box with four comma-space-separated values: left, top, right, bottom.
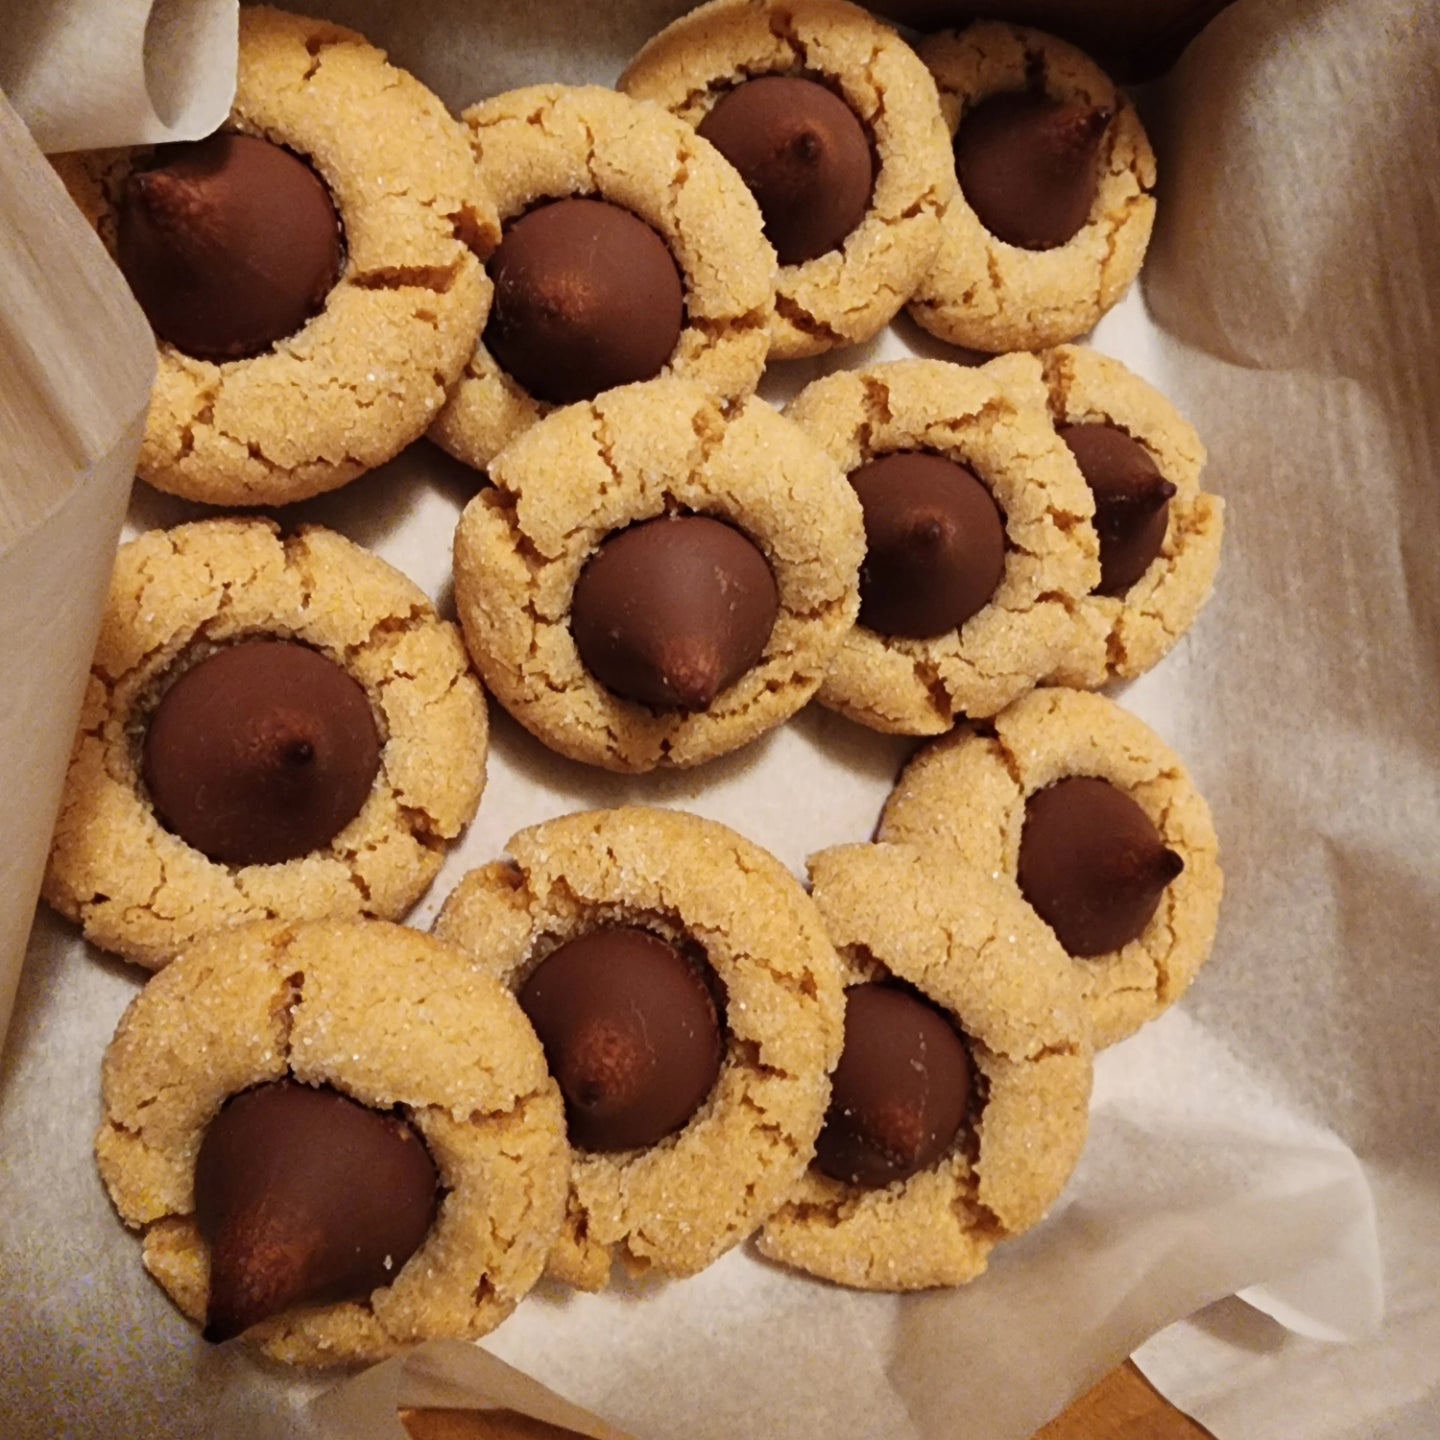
95, 918, 569, 1366
452, 376, 863, 771
53, 6, 496, 506
758, 841, 1091, 1290
428, 83, 774, 473
1032, 345, 1225, 687
784, 355, 1097, 733
43, 517, 488, 969
434, 807, 846, 1291
619, 0, 954, 361
907, 22, 1156, 354
879, 688, 1223, 1048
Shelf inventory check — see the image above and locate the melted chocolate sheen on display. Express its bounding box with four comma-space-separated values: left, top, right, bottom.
955, 92, 1112, 251
848, 452, 1006, 638
143, 640, 381, 867
484, 197, 684, 405
1059, 423, 1177, 596
697, 76, 875, 266
570, 514, 779, 711
1019, 775, 1185, 957
194, 1081, 438, 1342
519, 928, 725, 1152
815, 983, 972, 1188
118, 132, 342, 360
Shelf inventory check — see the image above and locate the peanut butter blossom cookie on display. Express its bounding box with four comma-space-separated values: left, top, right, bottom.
879, 688, 1223, 1049
53, 6, 497, 505
759, 843, 1092, 1290
907, 21, 1156, 354
784, 356, 1097, 733
94, 919, 569, 1366
434, 807, 846, 1291
43, 518, 487, 969
428, 83, 774, 473
1032, 345, 1225, 688
620, 0, 955, 360
452, 377, 864, 771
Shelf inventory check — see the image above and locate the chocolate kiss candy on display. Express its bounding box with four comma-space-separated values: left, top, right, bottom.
1059, 423, 1177, 596
814, 982, 972, 1189
143, 640, 381, 867
848, 451, 1007, 638
1018, 775, 1185, 957
570, 514, 779, 711
955, 91, 1112, 251
697, 75, 875, 266
483, 197, 685, 405
195, 1081, 438, 1342
518, 927, 725, 1152
118, 131, 342, 360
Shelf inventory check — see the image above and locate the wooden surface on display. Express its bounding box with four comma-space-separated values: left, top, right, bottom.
1037, 1363, 1215, 1440
401, 1362, 1214, 1440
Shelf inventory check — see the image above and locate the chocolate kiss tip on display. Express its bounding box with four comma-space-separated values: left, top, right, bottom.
1109, 476, 1179, 512
909, 515, 947, 548
662, 648, 725, 711
1051, 104, 1113, 160
1114, 841, 1185, 895
1159, 846, 1186, 883
130, 168, 182, 216
1073, 105, 1114, 137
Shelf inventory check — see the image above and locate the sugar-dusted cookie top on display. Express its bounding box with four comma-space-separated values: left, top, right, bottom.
429, 83, 774, 473
96, 918, 569, 1366
54, 6, 496, 505
759, 841, 1092, 1290
621, 0, 954, 360
1030, 345, 1225, 688
784, 355, 1097, 733
452, 376, 863, 771
435, 806, 846, 1291
907, 21, 1156, 353
44, 518, 487, 968
880, 688, 1222, 1048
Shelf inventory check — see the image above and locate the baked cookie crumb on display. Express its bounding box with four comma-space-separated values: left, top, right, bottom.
1034, 345, 1224, 687
435, 807, 846, 1290
907, 21, 1155, 354
54, 6, 496, 505
96, 918, 569, 1366
429, 83, 774, 473
621, 0, 954, 360
758, 841, 1091, 1289
453, 376, 863, 770
879, 688, 1222, 1048
43, 517, 487, 969
784, 355, 1097, 733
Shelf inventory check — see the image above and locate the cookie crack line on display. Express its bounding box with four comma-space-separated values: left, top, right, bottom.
774, 293, 848, 345
766, 6, 808, 64
348, 260, 466, 295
